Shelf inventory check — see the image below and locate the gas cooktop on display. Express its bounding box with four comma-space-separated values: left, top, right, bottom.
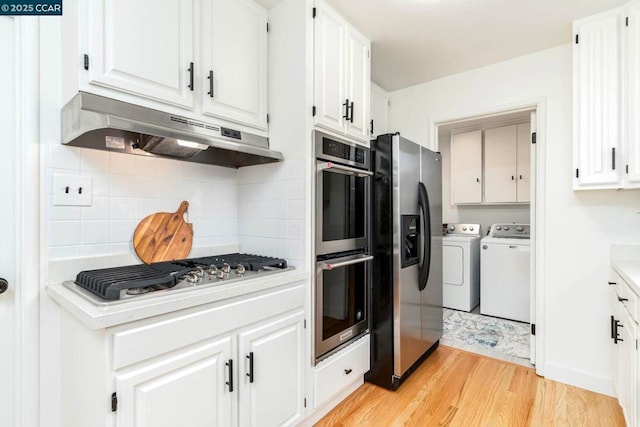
63, 253, 292, 306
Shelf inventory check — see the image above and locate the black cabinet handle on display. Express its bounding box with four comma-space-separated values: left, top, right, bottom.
519, 175, 523, 180
476, 178, 480, 183
370, 119, 374, 135
207, 71, 214, 98
187, 62, 194, 91
344, 368, 352, 375
349, 101, 354, 123
343, 99, 350, 120
246, 352, 254, 383
225, 359, 234, 392
0, 278, 7, 294
511, 175, 515, 180
618, 297, 629, 302
614, 320, 624, 344
612, 147, 616, 170
608, 281, 617, 285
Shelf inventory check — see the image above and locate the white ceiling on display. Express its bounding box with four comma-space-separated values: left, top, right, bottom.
259, 0, 628, 92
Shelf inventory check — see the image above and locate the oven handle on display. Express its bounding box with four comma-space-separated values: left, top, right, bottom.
320, 255, 374, 271
317, 161, 373, 177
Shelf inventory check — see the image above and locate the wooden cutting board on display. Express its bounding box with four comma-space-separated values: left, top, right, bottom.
133, 201, 194, 264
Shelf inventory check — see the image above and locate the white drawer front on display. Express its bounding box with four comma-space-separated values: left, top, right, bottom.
314, 335, 370, 408
614, 272, 639, 324
112, 284, 303, 370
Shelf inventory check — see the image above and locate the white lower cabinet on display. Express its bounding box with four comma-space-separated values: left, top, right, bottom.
610, 272, 639, 427
59, 283, 306, 427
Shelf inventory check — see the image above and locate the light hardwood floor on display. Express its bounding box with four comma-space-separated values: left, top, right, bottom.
315, 345, 624, 427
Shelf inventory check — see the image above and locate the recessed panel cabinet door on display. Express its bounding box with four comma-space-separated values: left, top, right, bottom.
626, 1, 640, 188
314, 2, 347, 134
115, 336, 233, 427
345, 29, 371, 143
87, 0, 195, 109
238, 311, 304, 427
484, 125, 517, 203
201, 0, 268, 130
516, 123, 531, 203
450, 130, 482, 204
573, 11, 621, 188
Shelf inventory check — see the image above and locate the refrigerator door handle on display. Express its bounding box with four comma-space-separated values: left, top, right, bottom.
418, 181, 431, 291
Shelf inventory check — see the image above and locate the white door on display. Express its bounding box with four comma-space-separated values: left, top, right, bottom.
528, 110, 537, 365
450, 130, 482, 204
238, 311, 304, 427
516, 123, 531, 202
484, 125, 517, 203
573, 10, 621, 189
370, 84, 388, 137
87, 0, 195, 109
626, 1, 640, 188
0, 16, 17, 427
344, 28, 370, 143
115, 336, 234, 427
201, 0, 268, 130
314, 0, 347, 134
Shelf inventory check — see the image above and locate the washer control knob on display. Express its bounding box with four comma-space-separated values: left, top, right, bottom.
469, 226, 474, 231
482, 245, 488, 250
516, 226, 524, 232
462, 226, 467, 231
503, 226, 510, 231
448, 225, 455, 232
496, 226, 502, 231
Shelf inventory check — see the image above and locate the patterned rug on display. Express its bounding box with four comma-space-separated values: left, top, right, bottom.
442, 308, 530, 360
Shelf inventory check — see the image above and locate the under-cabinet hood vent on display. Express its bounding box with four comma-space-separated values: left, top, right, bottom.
61, 92, 283, 168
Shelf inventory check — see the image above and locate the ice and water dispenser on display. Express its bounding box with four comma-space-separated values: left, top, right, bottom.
401, 215, 420, 267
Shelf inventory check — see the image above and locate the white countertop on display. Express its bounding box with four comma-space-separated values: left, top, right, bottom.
611, 244, 640, 295
46, 248, 308, 330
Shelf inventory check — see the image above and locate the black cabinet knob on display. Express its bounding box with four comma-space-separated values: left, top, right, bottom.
0, 278, 7, 294
344, 368, 352, 375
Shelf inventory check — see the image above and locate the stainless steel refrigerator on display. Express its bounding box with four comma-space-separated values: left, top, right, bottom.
366, 133, 443, 390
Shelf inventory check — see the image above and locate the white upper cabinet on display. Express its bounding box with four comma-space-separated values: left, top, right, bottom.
484, 125, 518, 203
516, 123, 531, 202
450, 130, 482, 204
370, 83, 389, 137
626, 0, 640, 188
573, 8, 623, 189
87, 0, 195, 109
314, 0, 371, 144
201, 0, 268, 130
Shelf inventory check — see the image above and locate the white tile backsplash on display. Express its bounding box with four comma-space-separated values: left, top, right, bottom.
46, 145, 240, 260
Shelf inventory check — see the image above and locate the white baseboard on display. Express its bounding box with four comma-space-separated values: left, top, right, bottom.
543, 362, 615, 397
298, 377, 364, 427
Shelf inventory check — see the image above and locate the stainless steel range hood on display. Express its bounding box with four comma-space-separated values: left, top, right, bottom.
61, 92, 283, 168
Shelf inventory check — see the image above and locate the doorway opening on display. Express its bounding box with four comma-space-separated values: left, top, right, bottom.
434, 105, 539, 368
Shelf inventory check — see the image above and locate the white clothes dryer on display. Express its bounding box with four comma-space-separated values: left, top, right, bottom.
442, 223, 481, 312
480, 224, 530, 322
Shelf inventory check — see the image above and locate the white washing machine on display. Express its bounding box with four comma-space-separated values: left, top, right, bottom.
443, 223, 481, 312
480, 224, 530, 323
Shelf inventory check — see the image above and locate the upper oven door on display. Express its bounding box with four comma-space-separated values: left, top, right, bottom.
316, 160, 372, 255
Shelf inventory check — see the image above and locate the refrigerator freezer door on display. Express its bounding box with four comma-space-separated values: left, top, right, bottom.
393, 135, 423, 377
421, 148, 443, 353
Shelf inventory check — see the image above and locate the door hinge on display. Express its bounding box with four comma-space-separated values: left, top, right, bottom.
575, 168, 579, 178
312, 7, 316, 18
111, 392, 118, 412
626, 17, 629, 27
312, 106, 316, 117
304, 398, 307, 408
266, 114, 270, 123
636, 339, 638, 350
83, 54, 89, 71
303, 319, 307, 329
531, 132, 536, 144
626, 164, 629, 174
267, 22, 270, 32
531, 324, 536, 336
575, 34, 579, 44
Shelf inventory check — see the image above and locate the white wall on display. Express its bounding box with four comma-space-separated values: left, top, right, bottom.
388, 44, 640, 395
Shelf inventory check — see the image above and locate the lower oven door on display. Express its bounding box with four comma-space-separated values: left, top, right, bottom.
315, 252, 372, 361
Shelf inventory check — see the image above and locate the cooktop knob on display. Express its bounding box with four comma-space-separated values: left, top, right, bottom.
516, 226, 524, 232
217, 269, 226, 280
195, 266, 204, 278
221, 263, 231, 274
236, 264, 246, 276
208, 265, 218, 277
185, 272, 199, 283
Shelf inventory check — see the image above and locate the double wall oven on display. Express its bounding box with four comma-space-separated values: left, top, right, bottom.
314, 130, 372, 361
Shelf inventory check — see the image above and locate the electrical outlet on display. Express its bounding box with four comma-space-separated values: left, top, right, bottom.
53, 174, 92, 206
